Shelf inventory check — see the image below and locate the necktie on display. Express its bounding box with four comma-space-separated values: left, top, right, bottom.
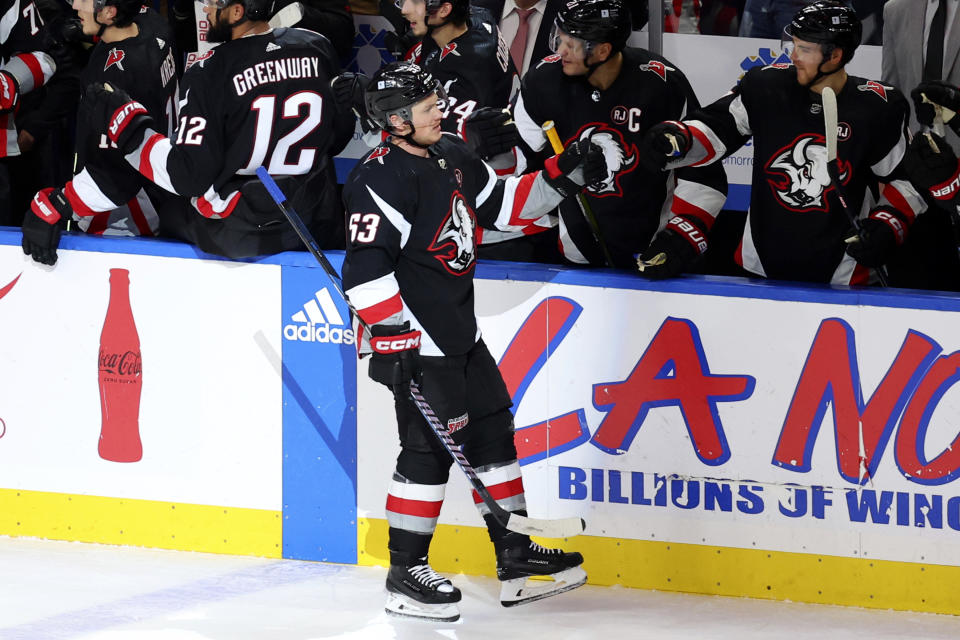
510, 8, 534, 73
925, 0, 947, 80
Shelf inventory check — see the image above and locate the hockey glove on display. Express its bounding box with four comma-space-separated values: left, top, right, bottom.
843, 207, 908, 268
543, 139, 607, 197
902, 132, 960, 214
368, 322, 422, 387
331, 72, 376, 134
639, 120, 692, 172
636, 214, 709, 280
22, 188, 70, 266
84, 82, 153, 156
0, 71, 19, 113
911, 81, 960, 135
463, 107, 520, 160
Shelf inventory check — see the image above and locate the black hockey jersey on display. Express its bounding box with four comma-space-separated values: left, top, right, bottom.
342, 133, 567, 357
408, 9, 518, 139
123, 27, 351, 229
515, 48, 727, 268
682, 65, 926, 284
65, 6, 177, 236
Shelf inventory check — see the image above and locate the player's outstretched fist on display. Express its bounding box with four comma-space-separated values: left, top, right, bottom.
911, 81, 960, 134
639, 120, 691, 172
331, 72, 376, 134
22, 188, 70, 266
543, 138, 607, 197
83, 82, 153, 155
463, 107, 520, 160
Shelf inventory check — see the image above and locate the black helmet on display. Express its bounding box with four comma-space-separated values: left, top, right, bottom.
93, 0, 144, 28
365, 62, 446, 131
203, 0, 275, 21
784, 0, 861, 66
553, 0, 632, 56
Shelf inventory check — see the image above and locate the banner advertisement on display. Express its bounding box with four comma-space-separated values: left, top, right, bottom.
358, 272, 960, 569
0, 244, 283, 509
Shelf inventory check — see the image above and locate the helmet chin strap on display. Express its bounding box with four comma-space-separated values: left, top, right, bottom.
800, 46, 843, 89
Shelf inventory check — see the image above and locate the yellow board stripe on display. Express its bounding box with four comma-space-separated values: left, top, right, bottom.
358, 517, 960, 615
0, 488, 282, 558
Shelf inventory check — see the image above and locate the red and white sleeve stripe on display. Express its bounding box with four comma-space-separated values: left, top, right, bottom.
125, 130, 177, 194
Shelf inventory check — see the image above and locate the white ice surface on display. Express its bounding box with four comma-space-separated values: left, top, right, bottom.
1, 536, 958, 640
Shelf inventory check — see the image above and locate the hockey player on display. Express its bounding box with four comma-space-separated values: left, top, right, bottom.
640, 1, 927, 285
513, 0, 727, 272
400, 0, 517, 144
901, 80, 960, 251
342, 61, 601, 621
79, 0, 353, 259
21, 0, 177, 266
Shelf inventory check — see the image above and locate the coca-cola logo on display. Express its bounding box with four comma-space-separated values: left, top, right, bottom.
99, 349, 142, 376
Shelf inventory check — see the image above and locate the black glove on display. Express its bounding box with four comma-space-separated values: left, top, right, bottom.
331, 72, 376, 134
463, 107, 520, 159
902, 131, 960, 212
22, 188, 70, 266
368, 322, 422, 387
911, 81, 960, 135
384, 29, 420, 60
84, 82, 154, 155
639, 120, 692, 172
636, 214, 708, 279
543, 138, 608, 197
844, 207, 908, 268
0, 70, 19, 113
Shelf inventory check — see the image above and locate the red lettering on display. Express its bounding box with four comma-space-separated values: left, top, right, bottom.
895, 352, 960, 485
773, 319, 939, 483
591, 318, 754, 465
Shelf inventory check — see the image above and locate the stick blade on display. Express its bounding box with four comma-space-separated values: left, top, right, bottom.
822, 86, 839, 162
506, 513, 586, 538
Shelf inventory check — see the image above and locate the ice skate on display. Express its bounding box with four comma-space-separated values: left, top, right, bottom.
496, 540, 587, 607
384, 559, 462, 622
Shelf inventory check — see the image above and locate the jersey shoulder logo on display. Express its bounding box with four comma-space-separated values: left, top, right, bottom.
858, 80, 892, 102
184, 49, 215, 71
638, 60, 674, 81
572, 124, 638, 198
536, 54, 561, 70
365, 146, 390, 164
428, 191, 476, 275
764, 133, 850, 212
104, 48, 125, 72
440, 43, 459, 61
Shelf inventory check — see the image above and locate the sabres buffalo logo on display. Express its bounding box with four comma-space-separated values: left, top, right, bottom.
428, 191, 476, 275
570, 124, 638, 198
639, 60, 674, 81
764, 133, 849, 212
858, 81, 891, 102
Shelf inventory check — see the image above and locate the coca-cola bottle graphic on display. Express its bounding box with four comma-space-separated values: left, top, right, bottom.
98, 268, 143, 462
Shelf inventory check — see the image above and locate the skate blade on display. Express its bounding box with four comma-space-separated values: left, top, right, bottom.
385, 592, 460, 622
499, 566, 587, 607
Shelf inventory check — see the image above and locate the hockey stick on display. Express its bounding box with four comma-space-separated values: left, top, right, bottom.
255, 167, 586, 539
542, 121, 615, 268
822, 87, 890, 287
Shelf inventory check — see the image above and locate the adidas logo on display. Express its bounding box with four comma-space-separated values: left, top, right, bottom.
266, 42, 282, 52
283, 288, 356, 344
156, 38, 165, 49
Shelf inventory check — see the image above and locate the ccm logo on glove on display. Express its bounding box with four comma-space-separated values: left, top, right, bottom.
371, 330, 421, 354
